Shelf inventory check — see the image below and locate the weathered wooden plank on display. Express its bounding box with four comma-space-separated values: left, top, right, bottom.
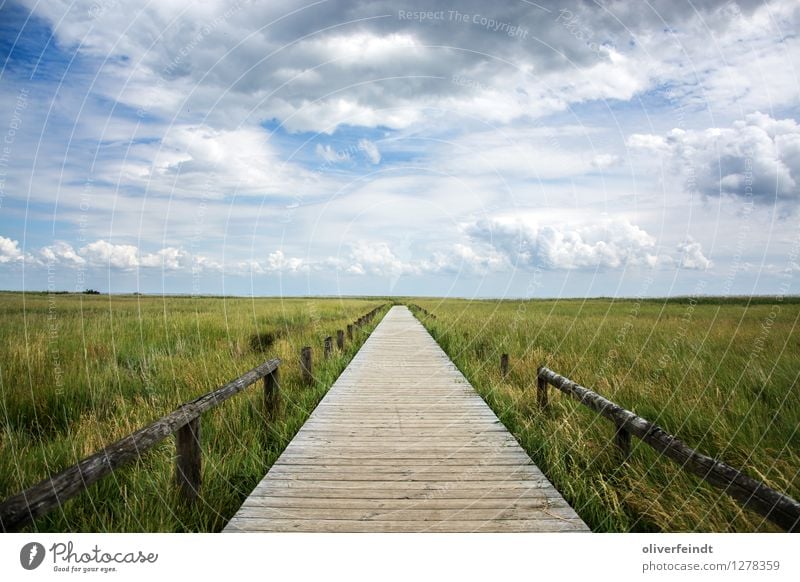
275, 450, 533, 460
225, 518, 587, 533
290, 428, 509, 436
238, 496, 570, 510
263, 467, 545, 481
230, 505, 580, 521
244, 487, 565, 500
283, 441, 520, 450
274, 458, 533, 467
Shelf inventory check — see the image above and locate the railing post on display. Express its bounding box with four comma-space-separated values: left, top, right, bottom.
301, 346, 313, 383
500, 353, 509, 377
536, 368, 549, 410
175, 417, 201, 502
346, 324, 353, 341
324, 336, 333, 358
336, 329, 344, 350
615, 419, 631, 460
264, 366, 280, 422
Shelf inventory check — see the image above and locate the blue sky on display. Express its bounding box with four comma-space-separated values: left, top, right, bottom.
1, 0, 799, 298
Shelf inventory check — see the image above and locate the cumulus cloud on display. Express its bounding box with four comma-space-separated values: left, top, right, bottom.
465, 217, 665, 270
628, 112, 800, 202
0, 235, 315, 276
77, 241, 311, 274
1, 238, 197, 272
79, 241, 142, 270
335, 239, 507, 279
423, 243, 509, 275
139, 247, 192, 270
0, 236, 24, 264
346, 241, 419, 278
677, 237, 713, 270
264, 250, 308, 274
39, 241, 86, 266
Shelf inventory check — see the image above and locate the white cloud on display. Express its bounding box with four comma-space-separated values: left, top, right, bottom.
119, 125, 313, 198
73, 240, 193, 271
465, 217, 665, 270
334, 240, 507, 278
139, 247, 191, 270
264, 250, 308, 274
0, 236, 24, 264
677, 237, 713, 270
415, 243, 507, 276
79, 240, 141, 270
628, 112, 800, 203
345, 241, 418, 278
0, 236, 315, 276
625, 133, 668, 151
39, 241, 86, 266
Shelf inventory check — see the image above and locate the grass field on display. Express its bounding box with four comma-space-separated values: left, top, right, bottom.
2, 293, 798, 532
0, 292, 387, 532
410, 297, 800, 532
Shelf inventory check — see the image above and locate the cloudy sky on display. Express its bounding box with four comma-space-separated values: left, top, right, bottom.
1, 0, 799, 297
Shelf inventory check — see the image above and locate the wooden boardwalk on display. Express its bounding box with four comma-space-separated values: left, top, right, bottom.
224, 306, 588, 532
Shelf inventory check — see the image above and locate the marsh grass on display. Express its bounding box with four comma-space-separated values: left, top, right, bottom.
0, 292, 387, 532
411, 298, 800, 532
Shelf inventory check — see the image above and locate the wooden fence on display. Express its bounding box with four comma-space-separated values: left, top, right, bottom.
534, 366, 800, 532
0, 358, 280, 532
297, 305, 385, 384
0, 304, 387, 533
408, 303, 436, 319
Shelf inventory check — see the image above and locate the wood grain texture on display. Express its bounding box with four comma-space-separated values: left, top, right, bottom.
224, 307, 588, 533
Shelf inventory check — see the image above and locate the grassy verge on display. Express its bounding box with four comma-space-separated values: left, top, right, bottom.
0, 293, 388, 532
408, 298, 799, 532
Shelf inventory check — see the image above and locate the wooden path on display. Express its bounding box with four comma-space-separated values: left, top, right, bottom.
224, 306, 588, 532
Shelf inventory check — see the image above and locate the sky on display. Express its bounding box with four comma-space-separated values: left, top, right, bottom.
0, 0, 799, 298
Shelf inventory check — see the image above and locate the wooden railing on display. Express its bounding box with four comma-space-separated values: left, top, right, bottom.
536, 366, 800, 532
298, 304, 386, 383
0, 358, 281, 533
407, 304, 436, 319
0, 303, 388, 533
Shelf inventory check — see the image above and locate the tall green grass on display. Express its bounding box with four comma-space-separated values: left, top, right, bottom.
411, 298, 800, 532
0, 292, 387, 532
